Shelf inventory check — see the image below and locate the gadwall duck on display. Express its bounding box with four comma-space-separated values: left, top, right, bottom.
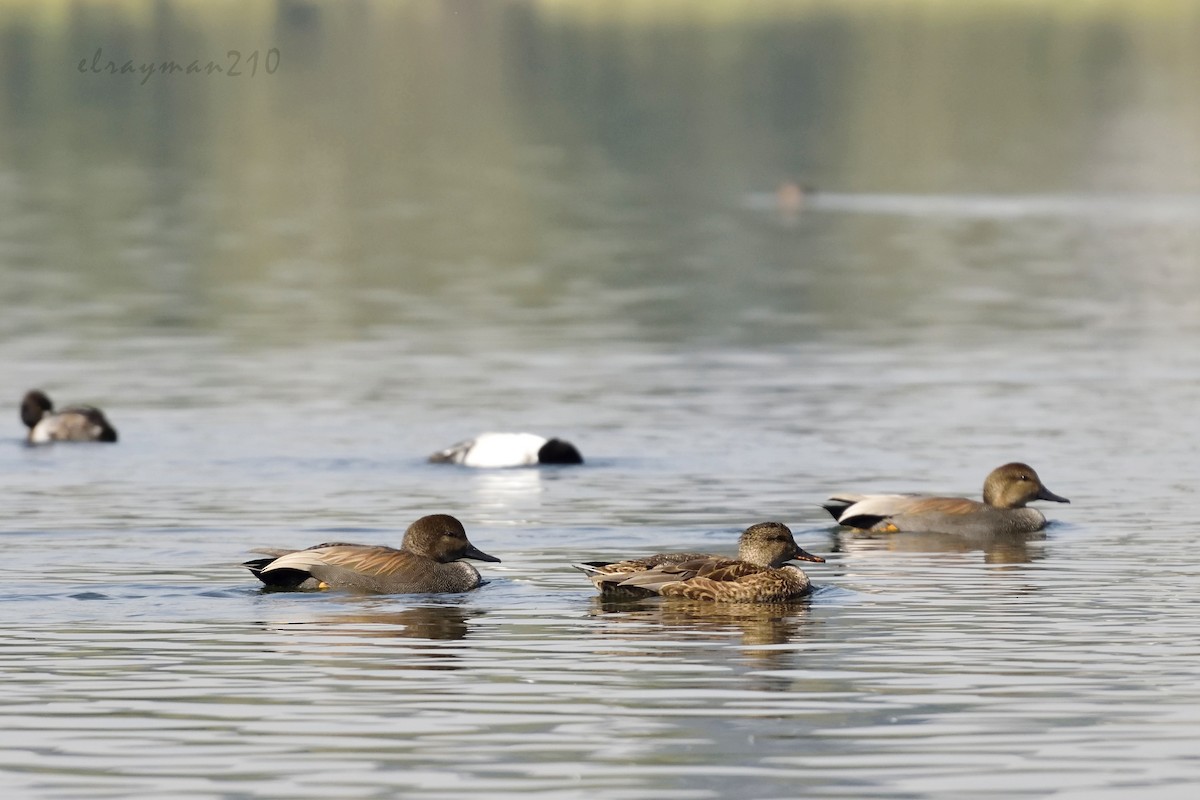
429, 432, 583, 468
823, 462, 1069, 535
21, 390, 118, 444
244, 513, 501, 593
574, 522, 825, 602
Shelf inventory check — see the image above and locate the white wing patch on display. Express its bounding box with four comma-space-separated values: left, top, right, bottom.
836, 494, 921, 522
261, 549, 333, 573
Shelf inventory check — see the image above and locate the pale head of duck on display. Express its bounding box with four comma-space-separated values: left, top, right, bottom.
401, 514, 501, 564
737, 522, 825, 568
982, 463, 1070, 509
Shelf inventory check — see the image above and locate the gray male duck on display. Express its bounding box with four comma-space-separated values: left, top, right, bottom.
823, 462, 1069, 536
21, 390, 118, 444
245, 514, 501, 593
575, 522, 825, 602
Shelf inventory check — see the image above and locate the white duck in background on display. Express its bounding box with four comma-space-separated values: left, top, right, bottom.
429, 432, 583, 468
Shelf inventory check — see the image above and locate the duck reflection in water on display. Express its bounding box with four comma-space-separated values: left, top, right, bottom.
835, 528, 1045, 565
255, 604, 477, 669
589, 597, 817, 670
313, 605, 476, 641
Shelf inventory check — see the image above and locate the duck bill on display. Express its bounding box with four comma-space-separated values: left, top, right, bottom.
1037, 486, 1070, 504
792, 547, 826, 564
461, 544, 502, 563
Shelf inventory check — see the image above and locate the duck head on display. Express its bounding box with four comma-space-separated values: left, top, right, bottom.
20, 390, 52, 429
737, 522, 825, 568
402, 514, 501, 564
983, 463, 1070, 508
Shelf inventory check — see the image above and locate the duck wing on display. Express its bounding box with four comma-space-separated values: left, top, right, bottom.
573, 552, 715, 586
823, 493, 915, 522
611, 556, 745, 593
265, 544, 416, 576
250, 544, 441, 592
660, 567, 811, 602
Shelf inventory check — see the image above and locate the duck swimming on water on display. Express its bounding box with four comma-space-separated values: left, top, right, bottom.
21, 390, 118, 444
823, 462, 1069, 536
245, 514, 501, 594
429, 432, 583, 468
575, 522, 825, 602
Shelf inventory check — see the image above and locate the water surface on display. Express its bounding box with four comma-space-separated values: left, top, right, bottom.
3, 2, 1200, 798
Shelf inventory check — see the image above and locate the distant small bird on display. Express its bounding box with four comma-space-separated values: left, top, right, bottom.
776, 179, 816, 219
823, 462, 1069, 535
21, 390, 118, 444
429, 432, 583, 468
574, 522, 825, 602
244, 513, 501, 594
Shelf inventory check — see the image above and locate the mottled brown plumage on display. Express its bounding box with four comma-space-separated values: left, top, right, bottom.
823, 462, 1069, 535
21, 390, 118, 444
574, 522, 824, 602
244, 514, 501, 594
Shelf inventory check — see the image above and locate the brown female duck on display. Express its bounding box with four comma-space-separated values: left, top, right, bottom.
21, 390, 118, 443
823, 462, 1069, 535
244, 514, 500, 593
574, 522, 825, 602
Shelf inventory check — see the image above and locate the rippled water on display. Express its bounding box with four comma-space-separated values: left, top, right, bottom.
4, 2, 1200, 798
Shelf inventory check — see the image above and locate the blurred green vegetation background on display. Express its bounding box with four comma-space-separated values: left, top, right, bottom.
2, 0, 1198, 346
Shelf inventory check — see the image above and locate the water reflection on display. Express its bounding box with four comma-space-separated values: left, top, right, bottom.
313, 605, 476, 641
469, 468, 545, 500
835, 529, 1046, 564
589, 597, 815, 668
459, 468, 556, 527
256, 603, 476, 643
